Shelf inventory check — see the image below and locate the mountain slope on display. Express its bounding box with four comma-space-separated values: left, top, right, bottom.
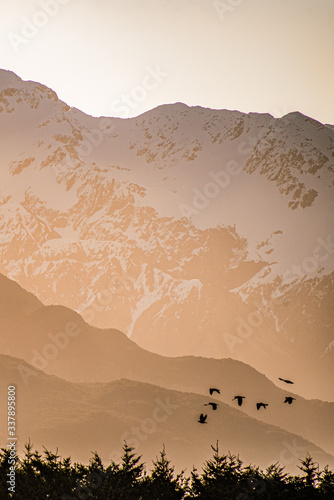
0, 354, 333, 474
0, 69, 333, 399
1, 273, 333, 458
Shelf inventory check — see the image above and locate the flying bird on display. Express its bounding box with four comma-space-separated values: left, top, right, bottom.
256, 403, 268, 410
279, 377, 294, 384
205, 402, 218, 410
233, 396, 245, 407
209, 388, 220, 395
198, 414, 208, 424
284, 397, 296, 404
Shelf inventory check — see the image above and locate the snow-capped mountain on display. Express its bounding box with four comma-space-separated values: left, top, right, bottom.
0, 70, 333, 399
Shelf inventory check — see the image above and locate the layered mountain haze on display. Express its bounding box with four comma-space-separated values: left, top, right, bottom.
1, 274, 334, 461
0, 69, 333, 403
0, 353, 333, 474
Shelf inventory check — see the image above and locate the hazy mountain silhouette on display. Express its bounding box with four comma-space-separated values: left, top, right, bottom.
0, 273, 333, 458
0, 353, 333, 474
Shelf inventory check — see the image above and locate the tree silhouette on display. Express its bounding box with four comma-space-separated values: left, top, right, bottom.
0, 442, 333, 499
100, 441, 145, 499
298, 453, 319, 489
195, 441, 244, 498
142, 445, 186, 499
317, 465, 334, 497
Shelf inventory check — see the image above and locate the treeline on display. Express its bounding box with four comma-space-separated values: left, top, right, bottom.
1, 441, 334, 499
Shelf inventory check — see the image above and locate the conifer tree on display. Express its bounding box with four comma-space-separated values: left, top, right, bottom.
317, 464, 334, 497
103, 441, 145, 499
298, 453, 319, 489
0, 441, 333, 499
143, 445, 186, 499
199, 441, 241, 498
188, 467, 204, 499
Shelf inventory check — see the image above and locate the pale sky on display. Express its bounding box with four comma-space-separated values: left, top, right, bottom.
0, 0, 333, 123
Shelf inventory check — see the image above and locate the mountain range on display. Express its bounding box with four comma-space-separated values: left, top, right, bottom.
0, 70, 333, 402
0, 69, 333, 472
1, 350, 334, 474
0, 273, 333, 471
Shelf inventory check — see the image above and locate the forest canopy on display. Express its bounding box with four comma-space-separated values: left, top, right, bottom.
1, 441, 334, 499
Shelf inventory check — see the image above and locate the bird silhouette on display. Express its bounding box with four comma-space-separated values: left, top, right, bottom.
256, 403, 268, 410
205, 402, 218, 410
209, 388, 220, 395
198, 414, 208, 424
233, 396, 245, 406
279, 377, 294, 384
284, 397, 296, 404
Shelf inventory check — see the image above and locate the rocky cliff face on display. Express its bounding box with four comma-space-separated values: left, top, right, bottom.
0, 70, 333, 399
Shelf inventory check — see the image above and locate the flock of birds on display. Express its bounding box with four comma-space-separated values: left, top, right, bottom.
198, 377, 296, 424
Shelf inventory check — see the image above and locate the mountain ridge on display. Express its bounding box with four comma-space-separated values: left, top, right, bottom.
0, 69, 333, 401
1, 273, 333, 461
1, 352, 333, 474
